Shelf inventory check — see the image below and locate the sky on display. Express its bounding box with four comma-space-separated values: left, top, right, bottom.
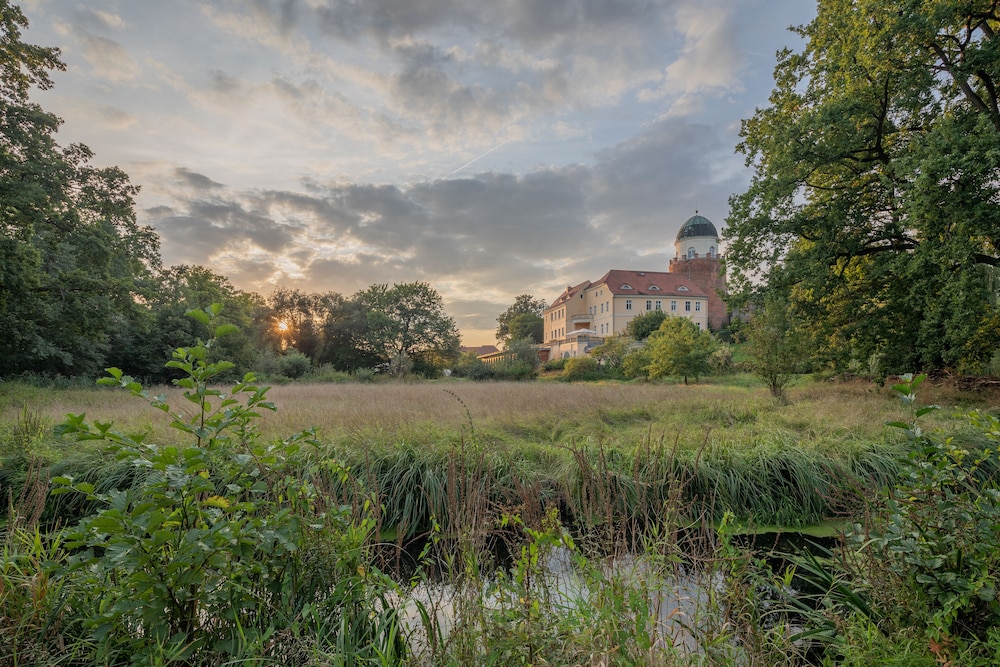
21, 0, 816, 346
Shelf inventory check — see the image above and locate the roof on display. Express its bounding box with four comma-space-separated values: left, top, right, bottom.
676, 214, 719, 242
546, 280, 591, 310
460, 345, 499, 356
593, 269, 708, 298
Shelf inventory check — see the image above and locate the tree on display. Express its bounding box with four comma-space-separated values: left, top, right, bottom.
646, 317, 717, 384
725, 0, 1000, 374
0, 1, 160, 377
590, 333, 631, 373
745, 295, 806, 400
355, 282, 460, 370
506, 312, 544, 345
117, 265, 260, 382
496, 294, 547, 344
625, 310, 667, 341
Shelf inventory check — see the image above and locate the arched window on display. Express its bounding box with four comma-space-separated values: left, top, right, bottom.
709, 246, 716, 258
687, 247, 695, 259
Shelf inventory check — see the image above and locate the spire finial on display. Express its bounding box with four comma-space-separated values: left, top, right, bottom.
695, 209, 699, 215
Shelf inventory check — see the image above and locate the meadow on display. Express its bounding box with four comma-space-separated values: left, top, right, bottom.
2, 370, 999, 665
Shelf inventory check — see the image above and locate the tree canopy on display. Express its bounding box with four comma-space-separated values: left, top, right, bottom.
496, 294, 548, 345
645, 317, 718, 384
355, 282, 461, 369
725, 0, 1000, 374
0, 1, 159, 376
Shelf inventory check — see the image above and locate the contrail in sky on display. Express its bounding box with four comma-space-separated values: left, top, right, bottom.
447, 139, 512, 177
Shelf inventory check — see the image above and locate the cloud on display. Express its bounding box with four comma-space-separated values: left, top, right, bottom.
78, 34, 141, 82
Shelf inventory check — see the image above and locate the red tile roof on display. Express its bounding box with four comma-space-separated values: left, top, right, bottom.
594, 269, 708, 298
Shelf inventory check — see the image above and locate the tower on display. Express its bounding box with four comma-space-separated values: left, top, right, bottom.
668, 212, 729, 330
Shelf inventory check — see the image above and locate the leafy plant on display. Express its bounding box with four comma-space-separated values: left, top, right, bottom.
50, 305, 405, 665
870, 374, 1000, 643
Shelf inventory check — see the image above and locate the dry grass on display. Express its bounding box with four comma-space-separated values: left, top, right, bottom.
2, 375, 985, 454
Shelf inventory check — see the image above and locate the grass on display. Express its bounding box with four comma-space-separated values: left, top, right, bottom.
3, 371, 999, 666
4, 374, 990, 538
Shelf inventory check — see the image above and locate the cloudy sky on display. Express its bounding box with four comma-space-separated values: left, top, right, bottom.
22, 0, 815, 345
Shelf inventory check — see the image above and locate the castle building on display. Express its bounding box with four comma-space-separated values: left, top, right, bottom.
542, 213, 727, 359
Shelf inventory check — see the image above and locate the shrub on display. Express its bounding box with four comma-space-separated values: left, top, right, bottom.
543, 357, 566, 371
562, 356, 603, 382
494, 359, 536, 381
622, 348, 651, 379
277, 349, 312, 379
47, 305, 404, 664
353, 367, 377, 382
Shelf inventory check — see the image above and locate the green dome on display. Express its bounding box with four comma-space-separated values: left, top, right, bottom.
676, 214, 718, 242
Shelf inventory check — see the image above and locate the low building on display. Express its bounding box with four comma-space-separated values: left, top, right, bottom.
542, 213, 727, 359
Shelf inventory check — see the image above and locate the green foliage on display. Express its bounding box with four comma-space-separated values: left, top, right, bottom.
452, 351, 496, 380
621, 347, 651, 379
542, 357, 566, 371
624, 310, 667, 340
355, 282, 460, 370
122, 265, 260, 382
277, 348, 312, 379
47, 305, 404, 664
870, 374, 1000, 642
495, 337, 540, 380
561, 356, 602, 382
506, 312, 544, 345
496, 294, 548, 345
746, 295, 806, 400
726, 0, 1000, 374
646, 317, 718, 384
0, 0, 160, 377
590, 333, 631, 373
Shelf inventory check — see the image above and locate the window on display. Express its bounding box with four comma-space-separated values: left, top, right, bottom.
620, 284, 633, 290
685, 301, 691, 312
648, 285, 661, 291
646, 300, 652, 311
709, 246, 716, 258
678, 286, 689, 292
695, 302, 702, 311
671, 300, 677, 311
626, 299, 632, 311
655, 300, 662, 311
687, 247, 695, 259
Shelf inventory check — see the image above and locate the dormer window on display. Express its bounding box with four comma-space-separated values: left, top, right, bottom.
620, 284, 633, 290
648, 285, 661, 291
678, 285, 689, 291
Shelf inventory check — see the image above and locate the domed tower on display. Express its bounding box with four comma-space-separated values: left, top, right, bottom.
668, 212, 729, 330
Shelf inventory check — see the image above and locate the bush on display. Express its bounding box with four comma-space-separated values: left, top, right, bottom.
452, 353, 496, 380
304, 363, 353, 383
494, 359, 536, 381
622, 348, 651, 379
40, 306, 405, 664
543, 357, 566, 371
277, 349, 312, 379
562, 356, 603, 382
353, 367, 377, 382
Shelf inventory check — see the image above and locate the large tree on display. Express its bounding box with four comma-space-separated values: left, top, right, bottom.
0, 1, 160, 376
496, 294, 548, 344
354, 282, 460, 369
726, 0, 1000, 374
